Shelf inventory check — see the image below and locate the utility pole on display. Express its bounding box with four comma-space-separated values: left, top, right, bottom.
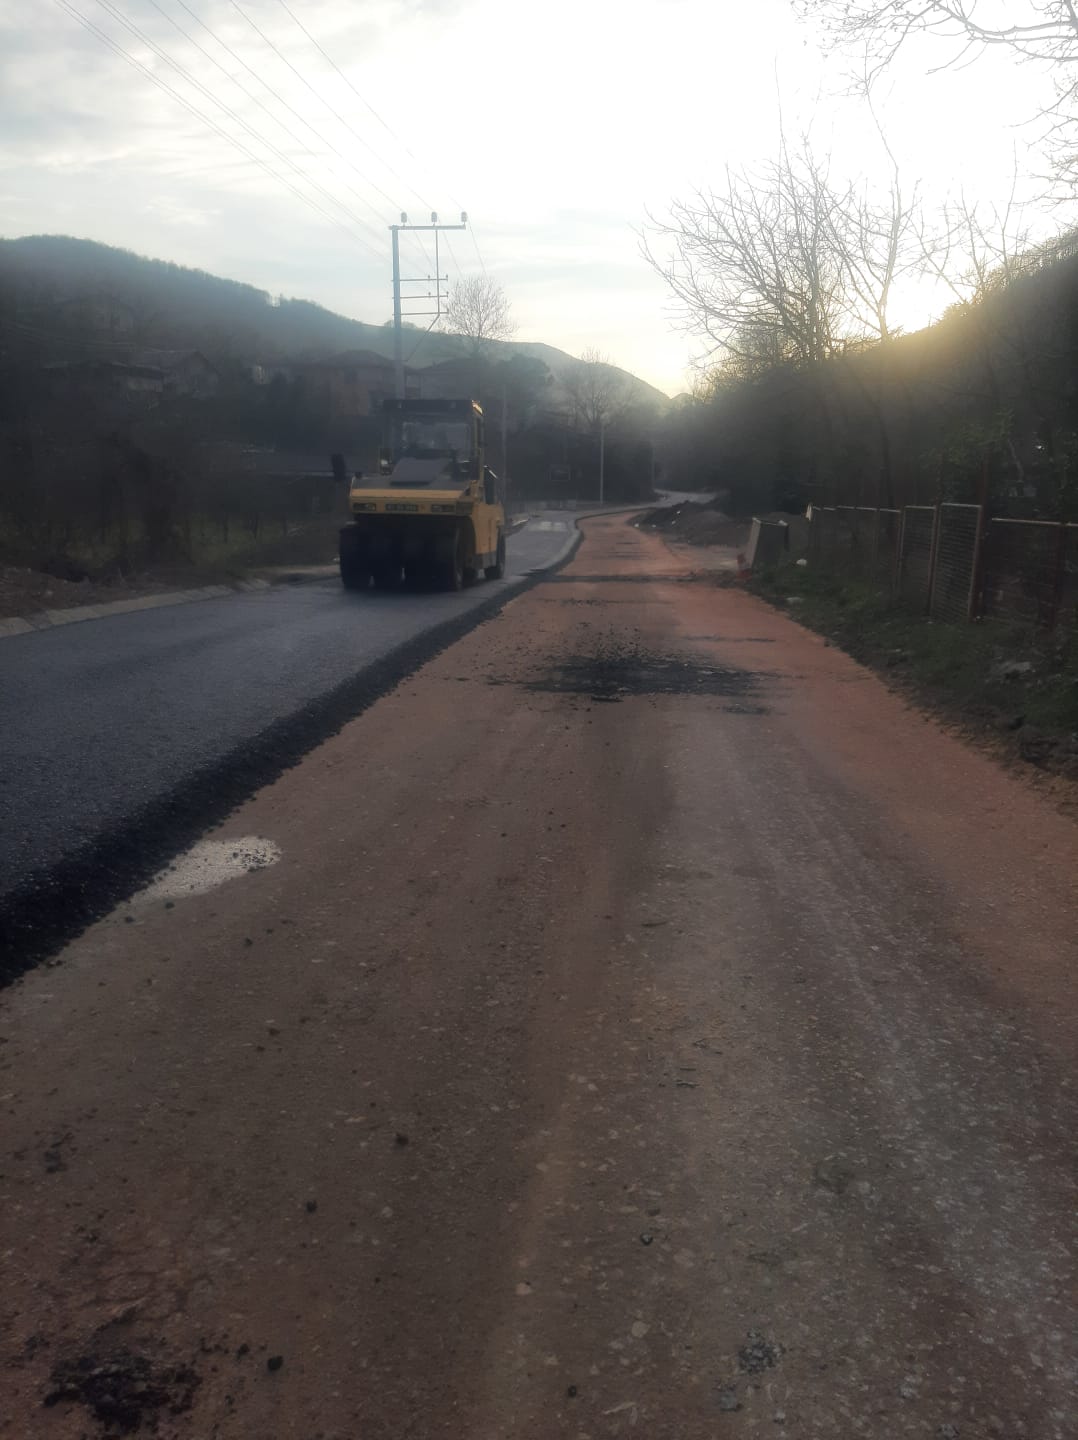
389, 211, 468, 400
391, 225, 403, 399
501, 377, 508, 490
599, 419, 606, 505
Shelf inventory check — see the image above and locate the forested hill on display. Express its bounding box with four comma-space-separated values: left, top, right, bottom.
0, 234, 666, 405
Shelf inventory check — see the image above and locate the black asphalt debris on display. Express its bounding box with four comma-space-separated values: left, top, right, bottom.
43, 1349, 200, 1433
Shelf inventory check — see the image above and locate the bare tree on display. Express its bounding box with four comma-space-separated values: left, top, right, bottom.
563, 348, 633, 432
644, 134, 924, 505
831, 97, 923, 344
797, 1, 1078, 185
797, 1, 1078, 72
643, 137, 920, 369
643, 146, 845, 370
443, 275, 515, 357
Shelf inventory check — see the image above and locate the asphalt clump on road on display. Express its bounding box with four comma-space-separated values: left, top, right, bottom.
43, 1348, 201, 1434
517, 642, 767, 706
737, 1329, 782, 1374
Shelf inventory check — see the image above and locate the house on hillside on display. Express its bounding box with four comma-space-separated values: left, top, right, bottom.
41, 358, 163, 404
415, 357, 485, 400
133, 349, 219, 398
257, 350, 419, 416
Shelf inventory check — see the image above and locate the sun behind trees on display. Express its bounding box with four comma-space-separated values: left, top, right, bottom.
647, 3, 1078, 521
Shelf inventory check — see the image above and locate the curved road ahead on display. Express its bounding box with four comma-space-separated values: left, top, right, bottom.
0, 514, 579, 961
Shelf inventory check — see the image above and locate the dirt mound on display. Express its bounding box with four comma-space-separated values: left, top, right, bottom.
639, 502, 751, 548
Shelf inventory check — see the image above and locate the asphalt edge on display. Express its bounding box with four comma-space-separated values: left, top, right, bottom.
0, 523, 585, 988
0, 574, 329, 642
0, 517, 541, 641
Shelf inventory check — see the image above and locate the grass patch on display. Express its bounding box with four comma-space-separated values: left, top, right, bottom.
752, 560, 1078, 772
0, 515, 340, 584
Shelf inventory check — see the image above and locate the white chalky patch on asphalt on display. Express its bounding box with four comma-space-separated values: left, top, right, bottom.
138, 836, 281, 900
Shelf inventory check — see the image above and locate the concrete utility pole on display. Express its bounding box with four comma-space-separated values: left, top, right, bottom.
389, 211, 468, 400
501, 377, 508, 492
391, 225, 403, 400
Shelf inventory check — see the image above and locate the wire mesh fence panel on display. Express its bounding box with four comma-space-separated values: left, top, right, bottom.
817, 508, 838, 566
1058, 525, 1078, 632
835, 506, 864, 573
835, 506, 879, 575
897, 506, 935, 610
982, 519, 1063, 627
805, 504, 1073, 630
877, 509, 901, 583
808, 508, 823, 560
931, 504, 981, 624
810, 507, 841, 567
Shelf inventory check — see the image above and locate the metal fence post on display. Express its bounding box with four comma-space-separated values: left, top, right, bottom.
1048, 521, 1068, 630
894, 507, 906, 598
967, 503, 987, 622
925, 502, 943, 615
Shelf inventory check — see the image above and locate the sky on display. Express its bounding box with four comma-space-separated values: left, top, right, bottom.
0, 0, 1070, 395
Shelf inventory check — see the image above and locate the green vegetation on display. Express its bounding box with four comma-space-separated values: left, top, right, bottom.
752, 562, 1078, 758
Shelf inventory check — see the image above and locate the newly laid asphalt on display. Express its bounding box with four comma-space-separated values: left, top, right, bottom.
0, 514, 578, 954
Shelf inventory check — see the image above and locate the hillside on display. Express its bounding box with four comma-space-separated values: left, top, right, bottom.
0, 234, 668, 408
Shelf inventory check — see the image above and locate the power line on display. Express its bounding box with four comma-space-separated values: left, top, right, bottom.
141, 0, 393, 249
172, 0, 404, 230
409, 231, 435, 276
52, 0, 378, 258
273, 0, 434, 212
228, 0, 414, 211
192, 0, 468, 278
273, 1, 476, 257
468, 220, 489, 276
443, 231, 465, 311
88, 0, 387, 256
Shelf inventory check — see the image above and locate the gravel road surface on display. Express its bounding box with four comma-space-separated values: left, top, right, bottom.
0, 514, 1074, 1438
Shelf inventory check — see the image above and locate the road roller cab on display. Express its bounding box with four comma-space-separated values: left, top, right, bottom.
339, 397, 506, 592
